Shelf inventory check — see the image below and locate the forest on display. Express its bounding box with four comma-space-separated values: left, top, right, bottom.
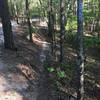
0, 0, 100, 100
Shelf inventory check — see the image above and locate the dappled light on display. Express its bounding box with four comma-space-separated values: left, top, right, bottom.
0, 70, 26, 100
0, 0, 100, 99
26, 33, 50, 49
0, 23, 4, 44
86, 57, 96, 63
0, 47, 38, 99
17, 63, 38, 80
0, 91, 23, 100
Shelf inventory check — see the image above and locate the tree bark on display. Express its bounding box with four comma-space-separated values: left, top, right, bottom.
48, 0, 54, 53
77, 0, 84, 100
60, 0, 65, 62
0, 0, 15, 50
26, 0, 32, 42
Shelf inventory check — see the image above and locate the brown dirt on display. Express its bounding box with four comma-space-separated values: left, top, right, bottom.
0, 23, 53, 100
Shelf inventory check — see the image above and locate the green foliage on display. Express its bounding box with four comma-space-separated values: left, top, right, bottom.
65, 32, 76, 43
46, 61, 76, 81
65, 16, 77, 31
84, 36, 100, 48
65, 32, 100, 49
57, 71, 66, 78
31, 26, 37, 33
47, 66, 66, 78
47, 67, 55, 72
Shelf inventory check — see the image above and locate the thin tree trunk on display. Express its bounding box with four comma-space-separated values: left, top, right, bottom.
77, 0, 84, 100
26, 0, 32, 42
48, 0, 54, 53
14, 4, 19, 24
96, 0, 100, 38
39, 0, 46, 19
60, 0, 65, 62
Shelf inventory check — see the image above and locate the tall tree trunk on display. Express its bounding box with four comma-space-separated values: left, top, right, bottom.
77, 0, 84, 100
60, 0, 65, 62
39, 0, 46, 19
0, 0, 15, 50
96, 0, 100, 38
26, 0, 32, 42
48, 0, 54, 53
14, 4, 19, 24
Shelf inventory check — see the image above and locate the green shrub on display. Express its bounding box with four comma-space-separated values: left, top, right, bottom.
84, 36, 100, 49
57, 71, 66, 78
65, 32, 76, 43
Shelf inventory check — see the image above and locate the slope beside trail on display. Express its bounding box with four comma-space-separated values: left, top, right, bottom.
0, 21, 53, 100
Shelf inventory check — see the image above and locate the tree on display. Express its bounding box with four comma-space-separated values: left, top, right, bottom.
60, 0, 65, 62
48, 0, 54, 53
26, 0, 32, 42
95, 0, 100, 38
77, 0, 84, 100
0, 0, 15, 50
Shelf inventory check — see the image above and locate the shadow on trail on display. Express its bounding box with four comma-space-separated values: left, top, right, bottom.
0, 21, 54, 100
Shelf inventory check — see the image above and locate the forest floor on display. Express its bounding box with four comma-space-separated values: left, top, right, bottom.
62, 43, 100, 100
0, 21, 53, 100
0, 21, 100, 100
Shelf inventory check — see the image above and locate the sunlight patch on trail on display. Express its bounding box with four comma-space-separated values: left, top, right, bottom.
27, 34, 51, 48
0, 91, 23, 100
0, 23, 3, 44
0, 23, 2, 27
0, 75, 24, 100
11, 21, 19, 27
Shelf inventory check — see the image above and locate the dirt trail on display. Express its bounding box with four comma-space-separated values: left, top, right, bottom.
36, 40, 54, 100
0, 21, 52, 100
